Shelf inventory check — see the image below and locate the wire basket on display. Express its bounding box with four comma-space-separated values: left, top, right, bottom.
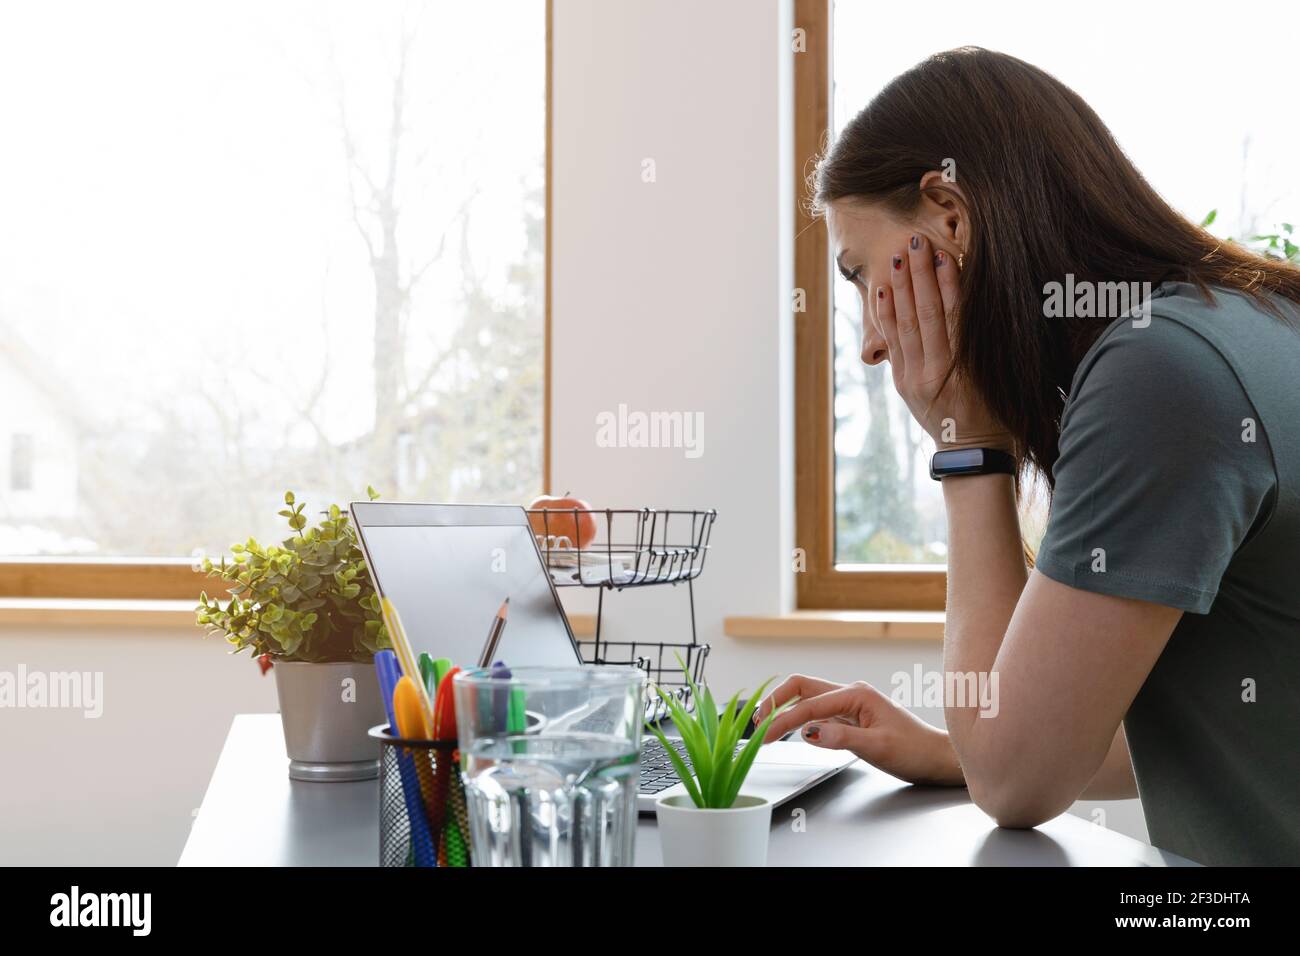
370, 725, 470, 868
528, 506, 717, 723
596, 640, 710, 724
528, 508, 716, 589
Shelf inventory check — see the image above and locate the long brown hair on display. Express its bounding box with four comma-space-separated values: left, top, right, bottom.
814, 47, 1300, 487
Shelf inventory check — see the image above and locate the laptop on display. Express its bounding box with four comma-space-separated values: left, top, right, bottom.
349, 501, 856, 812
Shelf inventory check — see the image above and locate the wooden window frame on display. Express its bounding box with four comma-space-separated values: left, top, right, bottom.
793, 0, 945, 611
0, 1, 555, 605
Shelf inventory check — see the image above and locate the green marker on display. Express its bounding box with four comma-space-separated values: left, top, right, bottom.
509, 685, 527, 754
418, 653, 437, 699
432, 657, 454, 692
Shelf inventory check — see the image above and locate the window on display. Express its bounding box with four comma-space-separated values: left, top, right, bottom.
795, 0, 1300, 608
0, 1, 549, 595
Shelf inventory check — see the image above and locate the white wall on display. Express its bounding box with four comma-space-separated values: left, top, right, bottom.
0, 626, 277, 865
551, 0, 796, 684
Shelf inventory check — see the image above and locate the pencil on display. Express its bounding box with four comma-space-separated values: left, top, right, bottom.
477, 597, 510, 668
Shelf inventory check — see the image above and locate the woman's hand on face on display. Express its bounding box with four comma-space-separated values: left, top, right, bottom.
753, 674, 965, 787
876, 234, 1013, 453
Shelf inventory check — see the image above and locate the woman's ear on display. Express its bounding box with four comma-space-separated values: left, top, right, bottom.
918, 170, 968, 252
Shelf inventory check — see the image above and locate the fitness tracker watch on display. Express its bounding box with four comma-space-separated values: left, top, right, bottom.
929, 447, 1016, 481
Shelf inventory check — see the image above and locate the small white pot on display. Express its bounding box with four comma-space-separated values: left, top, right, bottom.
654, 793, 772, 867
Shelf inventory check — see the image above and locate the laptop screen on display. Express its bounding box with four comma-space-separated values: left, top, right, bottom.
350, 503, 582, 669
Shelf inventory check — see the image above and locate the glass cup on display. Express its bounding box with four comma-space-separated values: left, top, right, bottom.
453, 665, 645, 867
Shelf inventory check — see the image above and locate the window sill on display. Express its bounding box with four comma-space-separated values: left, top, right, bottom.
0, 599, 600, 638
724, 611, 944, 640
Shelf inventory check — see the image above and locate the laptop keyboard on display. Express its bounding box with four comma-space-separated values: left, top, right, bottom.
639, 736, 742, 794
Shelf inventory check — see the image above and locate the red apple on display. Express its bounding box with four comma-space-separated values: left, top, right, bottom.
527, 493, 597, 549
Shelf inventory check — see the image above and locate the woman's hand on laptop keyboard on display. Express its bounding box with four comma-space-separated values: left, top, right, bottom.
753, 675, 965, 787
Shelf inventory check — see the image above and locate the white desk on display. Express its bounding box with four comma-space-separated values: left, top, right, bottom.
179, 714, 1197, 867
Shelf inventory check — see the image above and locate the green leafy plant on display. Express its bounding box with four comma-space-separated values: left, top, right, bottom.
195, 489, 390, 663
645, 658, 795, 809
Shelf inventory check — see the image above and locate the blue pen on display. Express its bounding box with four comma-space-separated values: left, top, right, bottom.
375, 650, 436, 867
489, 661, 511, 732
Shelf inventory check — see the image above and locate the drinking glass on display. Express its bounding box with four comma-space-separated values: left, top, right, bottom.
454, 665, 645, 867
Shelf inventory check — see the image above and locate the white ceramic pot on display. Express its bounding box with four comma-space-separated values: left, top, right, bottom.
654, 793, 772, 867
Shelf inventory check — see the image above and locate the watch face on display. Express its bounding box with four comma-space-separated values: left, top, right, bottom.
936, 448, 985, 471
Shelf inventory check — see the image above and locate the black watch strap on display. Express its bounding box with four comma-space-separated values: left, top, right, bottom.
929, 447, 1016, 481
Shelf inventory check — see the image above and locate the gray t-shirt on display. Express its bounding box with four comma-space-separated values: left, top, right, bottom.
1036, 280, 1300, 866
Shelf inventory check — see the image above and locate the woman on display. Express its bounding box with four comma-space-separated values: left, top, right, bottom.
755, 48, 1300, 866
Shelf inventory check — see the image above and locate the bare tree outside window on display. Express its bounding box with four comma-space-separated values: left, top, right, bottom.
0, 0, 545, 557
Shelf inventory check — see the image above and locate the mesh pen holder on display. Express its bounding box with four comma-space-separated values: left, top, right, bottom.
370, 725, 472, 868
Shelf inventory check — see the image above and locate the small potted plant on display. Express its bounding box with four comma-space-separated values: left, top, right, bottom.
646, 662, 793, 867
196, 489, 390, 782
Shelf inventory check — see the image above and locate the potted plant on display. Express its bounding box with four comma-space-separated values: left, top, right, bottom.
196, 489, 390, 782
646, 662, 793, 867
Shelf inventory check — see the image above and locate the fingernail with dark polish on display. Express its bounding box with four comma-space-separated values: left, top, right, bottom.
803, 724, 820, 741
934, 251, 945, 267
909, 235, 919, 249
892, 255, 903, 270
877, 287, 885, 298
